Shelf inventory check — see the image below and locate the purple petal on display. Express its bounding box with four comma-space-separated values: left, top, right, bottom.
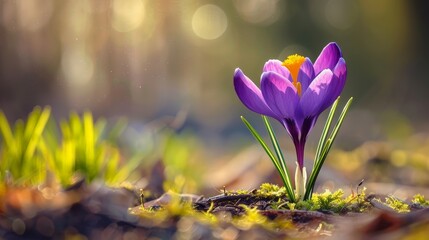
300, 117, 317, 143
283, 118, 301, 153
332, 58, 347, 98
233, 68, 276, 117
313, 42, 342, 75
283, 119, 308, 168
263, 60, 291, 81
316, 58, 347, 111
260, 71, 299, 119
297, 117, 317, 167
297, 58, 315, 93
300, 69, 336, 117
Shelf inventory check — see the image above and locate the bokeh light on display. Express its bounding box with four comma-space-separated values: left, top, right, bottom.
0, 0, 427, 155
233, 0, 282, 25
61, 46, 94, 93
0, 0, 428, 203
19, 0, 54, 32
112, 0, 146, 32
192, 4, 228, 40
2, 0, 54, 32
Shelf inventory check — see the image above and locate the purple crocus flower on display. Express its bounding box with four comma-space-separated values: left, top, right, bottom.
234, 42, 346, 190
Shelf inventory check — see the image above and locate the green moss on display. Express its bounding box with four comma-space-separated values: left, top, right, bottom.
236, 205, 267, 226
232, 205, 294, 232
384, 196, 410, 213
130, 184, 429, 238
412, 194, 429, 207
253, 183, 371, 214
292, 189, 347, 212
309, 189, 346, 212
223, 188, 250, 195
131, 193, 218, 225
256, 183, 287, 198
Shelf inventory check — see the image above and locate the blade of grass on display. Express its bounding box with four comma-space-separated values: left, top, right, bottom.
323, 97, 353, 153
64, 135, 77, 185
68, 112, 84, 171
0, 111, 15, 150
304, 97, 353, 199
0, 112, 17, 180
104, 148, 120, 183
84, 112, 95, 171
304, 98, 339, 200
59, 119, 76, 184
38, 138, 55, 174
316, 97, 353, 164
93, 119, 107, 177
12, 120, 25, 176
24, 107, 51, 162
262, 116, 295, 199
107, 118, 127, 142
94, 118, 107, 144
43, 117, 60, 152
23, 106, 41, 143
241, 116, 296, 202
313, 98, 339, 168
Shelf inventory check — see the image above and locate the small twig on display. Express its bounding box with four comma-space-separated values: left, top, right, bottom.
340, 179, 365, 212
357, 179, 364, 203
139, 189, 145, 206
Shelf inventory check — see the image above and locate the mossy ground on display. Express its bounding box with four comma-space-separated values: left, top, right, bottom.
1, 181, 429, 239
129, 183, 429, 239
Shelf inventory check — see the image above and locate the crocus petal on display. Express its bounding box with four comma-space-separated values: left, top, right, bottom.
282, 118, 300, 145
313, 42, 342, 75
233, 68, 276, 117
332, 57, 347, 99
318, 58, 348, 110
297, 58, 315, 93
261, 71, 299, 119
300, 69, 336, 117
300, 116, 317, 143
263, 60, 291, 80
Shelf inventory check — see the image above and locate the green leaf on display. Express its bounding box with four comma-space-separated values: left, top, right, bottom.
0, 107, 51, 184
24, 107, 51, 162
304, 97, 353, 200
262, 116, 295, 202
83, 111, 95, 170
314, 98, 339, 168
0, 111, 15, 150
241, 116, 296, 202
324, 98, 353, 151
23, 106, 41, 143
107, 118, 127, 143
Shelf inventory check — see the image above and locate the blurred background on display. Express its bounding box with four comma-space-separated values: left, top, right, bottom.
1, 0, 429, 195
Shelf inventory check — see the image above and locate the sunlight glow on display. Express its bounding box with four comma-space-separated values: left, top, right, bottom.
192, 4, 228, 40
233, 0, 281, 25
278, 45, 310, 62
61, 47, 94, 89
112, 0, 145, 32
2, 0, 53, 32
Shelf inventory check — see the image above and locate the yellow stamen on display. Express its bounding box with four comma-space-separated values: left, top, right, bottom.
295, 82, 302, 96
282, 54, 305, 95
